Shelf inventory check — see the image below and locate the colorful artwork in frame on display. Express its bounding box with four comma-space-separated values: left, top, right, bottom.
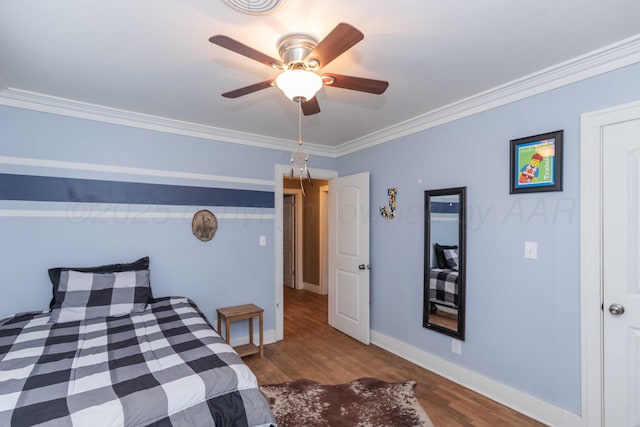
510, 130, 563, 194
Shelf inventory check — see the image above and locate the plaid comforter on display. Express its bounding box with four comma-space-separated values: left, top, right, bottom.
0, 297, 275, 427
429, 268, 459, 309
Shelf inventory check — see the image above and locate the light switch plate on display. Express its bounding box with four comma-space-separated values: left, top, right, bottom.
451, 339, 462, 355
259, 235, 266, 246
524, 241, 538, 259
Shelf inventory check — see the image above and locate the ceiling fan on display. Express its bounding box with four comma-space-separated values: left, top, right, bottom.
209, 23, 389, 115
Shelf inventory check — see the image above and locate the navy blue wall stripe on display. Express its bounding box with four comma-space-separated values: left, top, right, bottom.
0, 174, 274, 208
431, 201, 459, 214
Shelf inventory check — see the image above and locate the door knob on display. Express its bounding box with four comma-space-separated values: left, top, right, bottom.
358, 264, 371, 270
609, 303, 625, 315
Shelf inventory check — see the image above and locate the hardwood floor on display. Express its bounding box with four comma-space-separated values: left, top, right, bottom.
245, 288, 545, 427
429, 310, 458, 331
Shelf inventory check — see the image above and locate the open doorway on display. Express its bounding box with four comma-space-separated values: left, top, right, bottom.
283, 178, 329, 294
318, 184, 329, 295
282, 177, 329, 339
274, 165, 337, 341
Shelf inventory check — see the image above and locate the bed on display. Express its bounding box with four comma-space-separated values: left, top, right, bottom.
0, 285, 275, 426
428, 268, 459, 311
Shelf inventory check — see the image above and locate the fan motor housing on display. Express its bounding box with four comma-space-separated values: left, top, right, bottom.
278, 35, 318, 68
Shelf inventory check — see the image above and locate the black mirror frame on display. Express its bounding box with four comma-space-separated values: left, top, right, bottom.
423, 186, 466, 340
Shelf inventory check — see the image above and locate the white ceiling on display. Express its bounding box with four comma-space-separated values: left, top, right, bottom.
0, 0, 639, 155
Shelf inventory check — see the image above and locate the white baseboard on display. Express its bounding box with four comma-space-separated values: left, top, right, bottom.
227, 329, 277, 348
302, 281, 321, 294
371, 331, 581, 427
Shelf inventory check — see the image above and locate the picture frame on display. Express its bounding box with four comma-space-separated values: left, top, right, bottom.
510, 130, 563, 194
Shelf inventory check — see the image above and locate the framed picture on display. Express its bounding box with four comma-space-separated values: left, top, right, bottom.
510, 130, 563, 194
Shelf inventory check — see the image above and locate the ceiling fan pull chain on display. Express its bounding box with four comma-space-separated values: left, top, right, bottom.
297, 100, 303, 146
287, 98, 312, 195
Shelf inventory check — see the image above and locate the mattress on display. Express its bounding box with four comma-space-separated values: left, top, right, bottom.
0, 297, 275, 427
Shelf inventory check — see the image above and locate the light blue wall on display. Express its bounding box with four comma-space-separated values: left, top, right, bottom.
337, 62, 640, 414
0, 106, 336, 337
3, 60, 640, 415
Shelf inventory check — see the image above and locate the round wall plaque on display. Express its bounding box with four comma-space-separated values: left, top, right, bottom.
192, 209, 218, 242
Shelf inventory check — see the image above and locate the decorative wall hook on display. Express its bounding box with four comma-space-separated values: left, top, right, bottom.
379, 188, 397, 220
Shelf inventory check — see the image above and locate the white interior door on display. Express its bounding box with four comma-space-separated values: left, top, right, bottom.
328, 172, 370, 344
283, 195, 295, 288
603, 117, 640, 426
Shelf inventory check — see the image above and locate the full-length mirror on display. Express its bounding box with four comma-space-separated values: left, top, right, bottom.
423, 187, 466, 340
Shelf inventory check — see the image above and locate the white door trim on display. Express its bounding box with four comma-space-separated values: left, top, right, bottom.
283, 188, 304, 290
274, 164, 338, 341
580, 99, 640, 427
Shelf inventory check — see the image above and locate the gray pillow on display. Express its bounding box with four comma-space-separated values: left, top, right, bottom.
435, 243, 458, 269
442, 248, 459, 271
50, 270, 150, 323
47, 257, 150, 309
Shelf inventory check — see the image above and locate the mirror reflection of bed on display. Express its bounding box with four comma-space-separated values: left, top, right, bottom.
428, 239, 460, 332
424, 187, 466, 340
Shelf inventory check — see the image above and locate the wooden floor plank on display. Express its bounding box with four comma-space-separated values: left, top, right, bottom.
245, 288, 546, 426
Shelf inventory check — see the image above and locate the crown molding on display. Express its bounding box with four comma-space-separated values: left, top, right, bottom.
1, 34, 639, 159
336, 33, 640, 157
0, 87, 337, 158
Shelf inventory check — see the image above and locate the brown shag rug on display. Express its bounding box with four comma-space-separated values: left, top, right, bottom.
260, 378, 434, 427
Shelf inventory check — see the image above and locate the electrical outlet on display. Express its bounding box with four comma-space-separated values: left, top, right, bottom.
451, 339, 462, 355
524, 241, 538, 259
259, 235, 266, 246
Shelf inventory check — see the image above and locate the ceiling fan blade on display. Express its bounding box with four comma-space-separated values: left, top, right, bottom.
221, 80, 275, 98
209, 35, 283, 68
301, 97, 321, 115
323, 73, 389, 94
306, 23, 364, 68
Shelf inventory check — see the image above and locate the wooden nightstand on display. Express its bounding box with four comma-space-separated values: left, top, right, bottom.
216, 304, 264, 358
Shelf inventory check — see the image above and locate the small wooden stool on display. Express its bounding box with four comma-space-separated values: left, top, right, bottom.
216, 304, 264, 358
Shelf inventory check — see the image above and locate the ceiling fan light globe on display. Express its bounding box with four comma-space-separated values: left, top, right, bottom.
276, 70, 322, 101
